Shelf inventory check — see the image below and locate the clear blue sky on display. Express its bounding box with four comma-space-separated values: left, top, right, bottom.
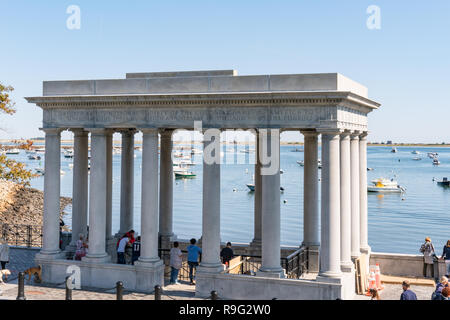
1, 1, 449, 142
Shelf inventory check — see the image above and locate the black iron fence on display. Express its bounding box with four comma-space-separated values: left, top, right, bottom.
0, 223, 43, 248
158, 248, 200, 281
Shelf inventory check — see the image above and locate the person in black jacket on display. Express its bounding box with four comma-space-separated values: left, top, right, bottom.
220, 242, 234, 267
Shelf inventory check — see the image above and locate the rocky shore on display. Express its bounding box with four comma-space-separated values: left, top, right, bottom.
0, 180, 71, 229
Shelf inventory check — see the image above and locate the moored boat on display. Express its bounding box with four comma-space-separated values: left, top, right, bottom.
368, 178, 405, 193
437, 177, 450, 187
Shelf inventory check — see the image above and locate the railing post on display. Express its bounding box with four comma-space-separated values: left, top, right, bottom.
154, 285, 162, 300
16, 272, 26, 300
211, 290, 218, 300
65, 276, 72, 300
116, 281, 123, 300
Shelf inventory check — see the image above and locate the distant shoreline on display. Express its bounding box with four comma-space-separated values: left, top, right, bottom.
1, 139, 449, 147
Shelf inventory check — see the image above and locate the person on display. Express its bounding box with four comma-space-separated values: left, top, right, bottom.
74, 233, 88, 261
420, 237, 436, 278
432, 276, 449, 300
0, 239, 9, 270
400, 280, 417, 300
131, 236, 141, 265
220, 242, 234, 267
59, 218, 65, 249
117, 230, 135, 264
369, 288, 380, 300
441, 240, 450, 277
169, 242, 183, 285
442, 287, 450, 300
187, 238, 202, 285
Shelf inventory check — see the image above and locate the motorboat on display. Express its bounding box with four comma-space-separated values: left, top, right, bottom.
28, 154, 41, 160
175, 171, 196, 179
412, 157, 422, 161
246, 184, 284, 192
291, 147, 303, 152
411, 150, 420, 155
437, 177, 450, 187
368, 178, 405, 193
367, 167, 374, 171
391, 147, 397, 153
64, 149, 74, 158
432, 158, 440, 165
35, 168, 45, 175
5, 148, 20, 155
428, 152, 438, 158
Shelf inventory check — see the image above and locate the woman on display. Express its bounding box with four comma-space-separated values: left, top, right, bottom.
74, 233, 88, 260
0, 239, 9, 270
420, 237, 435, 278
441, 240, 450, 277
169, 242, 183, 285
432, 276, 448, 300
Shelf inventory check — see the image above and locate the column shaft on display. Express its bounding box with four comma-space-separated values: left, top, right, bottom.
350, 133, 361, 259
198, 129, 222, 272
359, 133, 370, 254
85, 129, 108, 261
70, 130, 89, 248
252, 131, 262, 246
258, 129, 283, 276
120, 130, 135, 234
139, 129, 160, 263
340, 132, 353, 271
159, 130, 174, 241
41, 129, 61, 255
319, 132, 342, 278
105, 131, 113, 239
302, 131, 319, 247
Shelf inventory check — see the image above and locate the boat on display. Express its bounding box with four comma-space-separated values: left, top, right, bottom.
437, 177, 450, 187
173, 159, 195, 166
367, 167, 374, 171
175, 171, 196, 179
412, 157, 422, 161
35, 168, 45, 175
35, 148, 45, 154
246, 184, 284, 192
428, 152, 438, 159
64, 149, 74, 158
291, 148, 303, 152
5, 148, 20, 155
411, 150, 420, 155
367, 178, 404, 193
432, 158, 440, 165
28, 154, 41, 160
391, 147, 397, 153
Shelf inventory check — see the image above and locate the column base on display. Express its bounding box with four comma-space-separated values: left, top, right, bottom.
317, 270, 343, 280
197, 263, 225, 274
82, 253, 110, 264
35, 251, 65, 261
256, 267, 286, 279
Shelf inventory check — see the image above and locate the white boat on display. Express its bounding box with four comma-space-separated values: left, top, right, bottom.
412, 157, 422, 161
433, 158, 440, 165
64, 149, 74, 158
35, 168, 45, 175
411, 150, 420, 155
173, 159, 195, 166
428, 152, 438, 159
368, 178, 404, 193
5, 148, 20, 155
296, 160, 322, 169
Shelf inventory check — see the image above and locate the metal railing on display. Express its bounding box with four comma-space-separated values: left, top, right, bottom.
158, 248, 201, 281
281, 247, 308, 279
1, 223, 42, 248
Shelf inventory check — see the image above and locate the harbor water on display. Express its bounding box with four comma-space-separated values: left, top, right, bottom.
12, 144, 450, 255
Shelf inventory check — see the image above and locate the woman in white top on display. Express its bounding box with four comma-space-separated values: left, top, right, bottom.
169, 241, 183, 284
0, 239, 10, 270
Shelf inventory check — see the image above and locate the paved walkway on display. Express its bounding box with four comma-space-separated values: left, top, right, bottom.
0, 247, 436, 300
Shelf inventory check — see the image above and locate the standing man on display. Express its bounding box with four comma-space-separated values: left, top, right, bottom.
220, 242, 234, 267
400, 280, 418, 300
187, 238, 202, 285
131, 236, 141, 265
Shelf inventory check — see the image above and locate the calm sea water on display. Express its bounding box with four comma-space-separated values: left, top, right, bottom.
10, 145, 450, 255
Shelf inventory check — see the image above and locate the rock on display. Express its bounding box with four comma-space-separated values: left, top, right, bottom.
0, 179, 72, 229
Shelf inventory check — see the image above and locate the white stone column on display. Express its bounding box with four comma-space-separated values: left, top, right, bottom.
119, 130, 135, 234
257, 129, 284, 277
105, 130, 113, 240
159, 129, 174, 246
197, 129, 223, 273
318, 131, 342, 279
250, 130, 262, 249
350, 132, 361, 259
137, 129, 161, 264
301, 130, 320, 247
340, 131, 353, 272
38, 128, 62, 257
359, 132, 370, 255
83, 128, 109, 262
69, 129, 89, 250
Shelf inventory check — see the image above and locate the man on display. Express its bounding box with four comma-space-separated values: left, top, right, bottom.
400, 280, 417, 300
117, 230, 135, 264
187, 238, 202, 285
220, 242, 234, 267
131, 236, 141, 265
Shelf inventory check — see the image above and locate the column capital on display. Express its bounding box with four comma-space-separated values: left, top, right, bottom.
158, 128, 174, 136
300, 129, 319, 137
70, 128, 89, 137
340, 130, 352, 139
40, 127, 63, 135
359, 131, 369, 139
118, 128, 137, 135
139, 128, 158, 135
